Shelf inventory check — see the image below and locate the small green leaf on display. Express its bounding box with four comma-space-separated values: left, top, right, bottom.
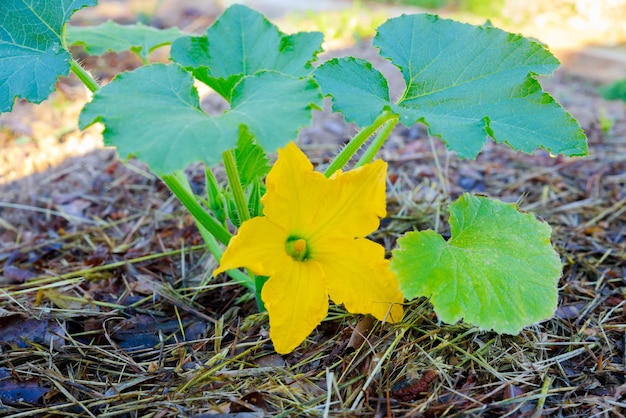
171, 4, 323, 100
66, 20, 185, 61
79, 64, 322, 175
0, 0, 96, 112
391, 194, 562, 334
316, 14, 587, 158
235, 133, 270, 187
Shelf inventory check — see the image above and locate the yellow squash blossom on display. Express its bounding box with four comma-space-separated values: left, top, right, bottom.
214, 142, 404, 354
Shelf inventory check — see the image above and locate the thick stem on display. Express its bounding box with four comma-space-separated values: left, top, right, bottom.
355, 117, 397, 168
162, 172, 232, 245
195, 222, 255, 292
324, 111, 397, 178
171, 171, 255, 293
222, 149, 251, 224
69, 59, 99, 93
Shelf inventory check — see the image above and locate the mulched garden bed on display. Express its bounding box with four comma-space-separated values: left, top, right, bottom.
1, 2, 626, 416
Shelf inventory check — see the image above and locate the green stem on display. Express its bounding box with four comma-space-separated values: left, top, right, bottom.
324, 111, 397, 178
171, 172, 254, 294
222, 149, 250, 223
69, 59, 99, 93
172, 170, 225, 257
162, 172, 232, 245
355, 117, 397, 168
254, 275, 270, 312
196, 222, 254, 293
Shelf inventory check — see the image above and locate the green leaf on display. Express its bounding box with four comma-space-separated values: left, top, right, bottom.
314, 57, 391, 127
316, 14, 587, 158
390, 194, 562, 334
171, 4, 323, 100
0, 0, 97, 112
599, 78, 626, 102
79, 64, 322, 175
235, 133, 270, 187
66, 20, 185, 61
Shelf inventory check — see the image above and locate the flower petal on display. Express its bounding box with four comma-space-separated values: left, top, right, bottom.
317, 159, 388, 239
262, 261, 328, 354
318, 238, 404, 323
262, 142, 328, 236
263, 142, 387, 240
213, 217, 290, 277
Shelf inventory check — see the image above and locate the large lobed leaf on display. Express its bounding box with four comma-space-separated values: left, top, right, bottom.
170, 4, 323, 101
390, 194, 562, 334
66, 20, 185, 61
315, 14, 587, 158
0, 0, 96, 112
79, 64, 322, 175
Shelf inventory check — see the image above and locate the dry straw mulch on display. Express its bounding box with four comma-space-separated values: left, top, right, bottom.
1, 7, 626, 417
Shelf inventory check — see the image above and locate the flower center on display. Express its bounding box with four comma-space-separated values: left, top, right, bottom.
285, 236, 309, 262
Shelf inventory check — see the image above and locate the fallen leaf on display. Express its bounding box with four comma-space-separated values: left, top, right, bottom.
1, 265, 37, 284
347, 316, 375, 352
0, 367, 49, 405
0, 315, 66, 350
230, 391, 268, 413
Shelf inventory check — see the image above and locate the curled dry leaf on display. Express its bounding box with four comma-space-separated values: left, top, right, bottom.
0, 315, 66, 350
392, 370, 438, 402
347, 316, 375, 352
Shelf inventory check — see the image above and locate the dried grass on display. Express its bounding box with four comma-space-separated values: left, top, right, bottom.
1, 10, 626, 418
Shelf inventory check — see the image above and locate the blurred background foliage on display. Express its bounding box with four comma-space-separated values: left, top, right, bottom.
370, 0, 626, 26
283, 0, 626, 43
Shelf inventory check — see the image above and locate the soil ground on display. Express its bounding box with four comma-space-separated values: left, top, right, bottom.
1, 1, 626, 416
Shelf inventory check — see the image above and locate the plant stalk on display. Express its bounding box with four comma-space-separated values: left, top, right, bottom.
161, 172, 232, 245
222, 149, 251, 224
355, 117, 397, 168
170, 171, 255, 292
196, 222, 255, 292
69, 59, 100, 93
324, 111, 397, 177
